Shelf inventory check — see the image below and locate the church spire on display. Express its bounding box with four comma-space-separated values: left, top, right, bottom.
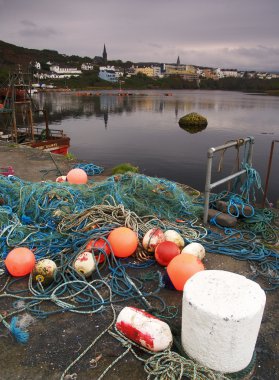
103, 44, 107, 64
177, 56, 180, 66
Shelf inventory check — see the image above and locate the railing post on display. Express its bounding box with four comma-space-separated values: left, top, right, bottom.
203, 148, 215, 224
246, 136, 254, 165
262, 140, 279, 208
202, 137, 254, 224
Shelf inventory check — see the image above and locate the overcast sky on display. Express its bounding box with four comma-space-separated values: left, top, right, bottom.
0, 0, 279, 71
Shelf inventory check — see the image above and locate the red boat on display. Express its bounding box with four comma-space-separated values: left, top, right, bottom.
0, 73, 70, 155
0, 166, 15, 176
0, 88, 27, 102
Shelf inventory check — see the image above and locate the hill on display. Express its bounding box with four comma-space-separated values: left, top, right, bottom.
0, 40, 93, 70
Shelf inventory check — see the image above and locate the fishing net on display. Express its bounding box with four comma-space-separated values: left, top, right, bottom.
0, 173, 204, 260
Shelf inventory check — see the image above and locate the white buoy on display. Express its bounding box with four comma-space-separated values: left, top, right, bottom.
116, 306, 173, 352
181, 242, 205, 260
32, 259, 57, 285
73, 251, 96, 277
164, 230, 185, 249
142, 228, 165, 252
182, 270, 266, 373
56, 175, 67, 183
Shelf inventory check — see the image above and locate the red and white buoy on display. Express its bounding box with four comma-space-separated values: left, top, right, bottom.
73, 251, 96, 277
116, 306, 173, 352
56, 175, 67, 183
142, 228, 165, 253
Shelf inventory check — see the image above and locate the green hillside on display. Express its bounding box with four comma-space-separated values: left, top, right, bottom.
0, 40, 93, 68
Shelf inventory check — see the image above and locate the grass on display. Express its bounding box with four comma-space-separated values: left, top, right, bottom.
65, 152, 76, 161
111, 163, 139, 175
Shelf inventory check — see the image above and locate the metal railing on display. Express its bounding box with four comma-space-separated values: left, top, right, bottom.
262, 139, 279, 208
203, 137, 254, 224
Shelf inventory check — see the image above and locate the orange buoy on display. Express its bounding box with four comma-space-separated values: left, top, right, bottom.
66, 168, 88, 184
108, 227, 138, 258
155, 241, 180, 267
5, 247, 36, 277
86, 238, 111, 263
167, 253, 204, 291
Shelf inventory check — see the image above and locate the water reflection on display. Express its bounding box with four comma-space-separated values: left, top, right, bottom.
179, 124, 207, 134
32, 90, 279, 202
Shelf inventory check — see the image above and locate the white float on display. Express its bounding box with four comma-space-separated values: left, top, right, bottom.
116, 306, 173, 352
181, 242, 205, 260
56, 175, 67, 183
182, 270, 266, 373
164, 230, 185, 249
142, 228, 165, 252
32, 259, 57, 285
73, 251, 96, 277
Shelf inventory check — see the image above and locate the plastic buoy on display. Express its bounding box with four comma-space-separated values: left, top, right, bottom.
86, 238, 110, 263
73, 251, 96, 277
181, 242, 206, 261
108, 227, 138, 258
32, 259, 57, 285
66, 168, 88, 184
167, 253, 204, 291
142, 228, 165, 252
5, 247, 36, 277
56, 175, 67, 183
116, 306, 173, 352
155, 241, 180, 266
164, 230, 185, 249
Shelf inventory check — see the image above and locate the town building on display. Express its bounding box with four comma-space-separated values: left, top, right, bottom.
134, 65, 162, 77
81, 63, 94, 71
98, 66, 122, 82
163, 62, 198, 81
49, 64, 82, 76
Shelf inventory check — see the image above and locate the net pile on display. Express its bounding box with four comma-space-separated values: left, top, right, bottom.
0, 173, 204, 260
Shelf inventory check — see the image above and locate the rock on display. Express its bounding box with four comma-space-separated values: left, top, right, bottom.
178, 112, 208, 133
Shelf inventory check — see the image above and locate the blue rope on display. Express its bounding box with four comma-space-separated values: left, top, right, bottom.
73, 163, 104, 176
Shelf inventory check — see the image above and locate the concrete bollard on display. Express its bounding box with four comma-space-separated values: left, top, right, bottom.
182, 270, 266, 373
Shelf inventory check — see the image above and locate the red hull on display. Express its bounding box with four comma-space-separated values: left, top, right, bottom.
26, 137, 70, 155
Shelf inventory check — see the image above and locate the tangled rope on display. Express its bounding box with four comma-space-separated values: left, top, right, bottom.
73, 163, 104, 176
144, 351, 229, 380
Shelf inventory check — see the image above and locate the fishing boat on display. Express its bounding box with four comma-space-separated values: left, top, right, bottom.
0, 71, 70, 155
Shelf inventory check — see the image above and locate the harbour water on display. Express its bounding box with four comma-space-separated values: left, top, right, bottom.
34, 90, 279, 203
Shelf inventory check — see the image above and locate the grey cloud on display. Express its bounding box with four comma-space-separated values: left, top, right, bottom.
21, 20, 37, 27
19, 20, 57, 38
0, 0, 278, 70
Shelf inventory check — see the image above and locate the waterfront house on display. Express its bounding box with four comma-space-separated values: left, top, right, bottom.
98, 66, 122, 82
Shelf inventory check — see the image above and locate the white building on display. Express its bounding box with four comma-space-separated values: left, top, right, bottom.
34, 61, 41, 70
221, 69, 238, 78
50, 64, 82, 75
99, 66, 122, 82
81, 63, 94, 71
214, 68, 224, 79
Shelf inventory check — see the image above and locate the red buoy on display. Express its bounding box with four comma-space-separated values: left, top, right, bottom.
108, 227, 138, 258
86, 238, 111, 263
5, 247, 36, 277
155, 241, 180, 266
